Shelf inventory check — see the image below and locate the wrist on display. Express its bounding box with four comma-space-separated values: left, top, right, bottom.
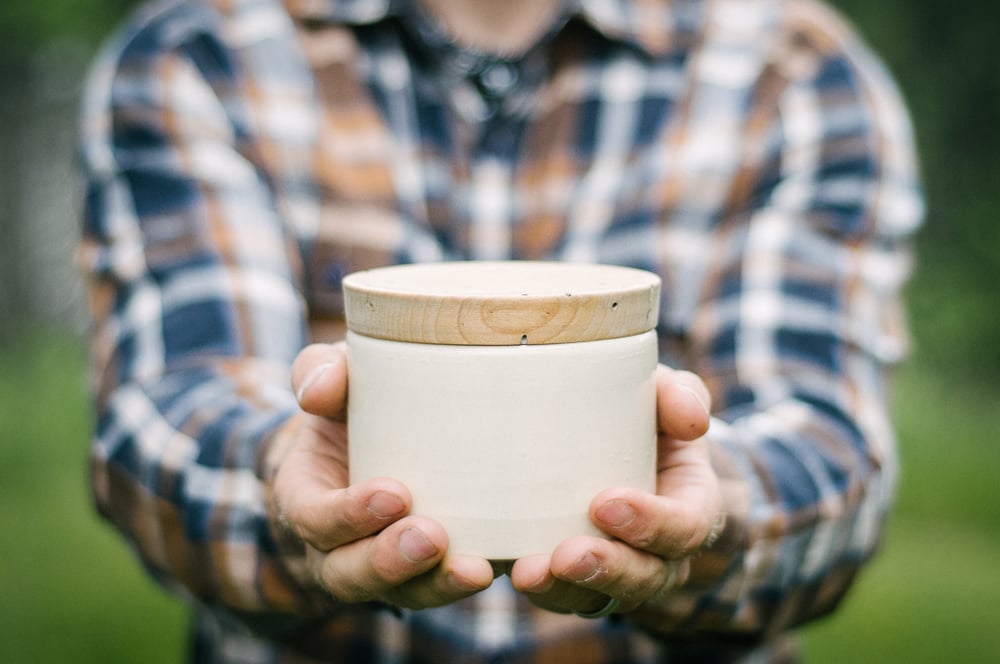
259, 415, 338, 613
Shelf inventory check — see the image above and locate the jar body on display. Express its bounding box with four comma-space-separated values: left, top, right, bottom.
346, 329, 658, 559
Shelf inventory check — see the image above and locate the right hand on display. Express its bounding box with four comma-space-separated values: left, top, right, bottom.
270, 342, 495, 610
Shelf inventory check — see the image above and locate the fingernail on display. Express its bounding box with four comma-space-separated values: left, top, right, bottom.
448, 571, 486, 593
399, 528, 438, 563
524, 574, 554, 593
565, 552, 601, 582
296, 362, 334, 403
367, 491, 405, 519
596, 500, 636, 529
678, 383, 710, 416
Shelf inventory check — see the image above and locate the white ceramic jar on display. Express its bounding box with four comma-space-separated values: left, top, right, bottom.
342, 261, 660, 559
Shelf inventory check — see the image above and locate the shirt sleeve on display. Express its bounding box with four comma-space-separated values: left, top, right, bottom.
634, 1, 923, 642
77, 3, 330, 629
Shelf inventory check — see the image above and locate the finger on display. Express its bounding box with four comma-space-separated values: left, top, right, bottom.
292, 342, 348, 418
280, 477, 411, 552
547, 536, 686, 612
656, 365, 711, 441
509, 554, 608, 614
509, 554, 556, 594
382, 555, 496, 610
314, 516, 450, 604
591, 480, 720, 560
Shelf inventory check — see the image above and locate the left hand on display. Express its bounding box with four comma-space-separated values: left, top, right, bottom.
509, 365, 722, 616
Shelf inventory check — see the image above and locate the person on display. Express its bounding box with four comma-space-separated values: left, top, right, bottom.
77, 0, 923, 661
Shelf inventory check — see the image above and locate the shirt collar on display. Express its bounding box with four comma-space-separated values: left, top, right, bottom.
283, 0, 396, 25
575, 0, 704, 56
283, 0, 703, 57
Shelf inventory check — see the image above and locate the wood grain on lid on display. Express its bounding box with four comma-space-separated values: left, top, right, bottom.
342, 261, 660, 345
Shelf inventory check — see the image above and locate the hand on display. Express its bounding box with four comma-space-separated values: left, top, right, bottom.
269, 342, 495, 610
509, 365, 722, 617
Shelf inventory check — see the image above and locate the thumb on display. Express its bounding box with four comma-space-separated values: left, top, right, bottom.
656, 365, 711, 441
291, 342, 349, 418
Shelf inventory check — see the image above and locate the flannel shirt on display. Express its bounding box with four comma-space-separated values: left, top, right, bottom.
78, 0, 923, 661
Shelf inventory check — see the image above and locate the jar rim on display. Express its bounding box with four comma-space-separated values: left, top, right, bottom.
342, 261, 661, 346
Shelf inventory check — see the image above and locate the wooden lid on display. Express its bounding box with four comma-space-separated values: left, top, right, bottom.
342, 261, 660, 345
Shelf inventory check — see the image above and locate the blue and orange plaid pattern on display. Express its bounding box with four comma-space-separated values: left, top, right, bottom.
78, 0, 923, 661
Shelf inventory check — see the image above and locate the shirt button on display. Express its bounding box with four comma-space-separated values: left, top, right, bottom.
449, 51, 481, 77
478, 62, 519, 97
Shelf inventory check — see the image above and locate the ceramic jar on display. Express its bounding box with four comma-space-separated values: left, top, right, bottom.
342, 261, 660, 559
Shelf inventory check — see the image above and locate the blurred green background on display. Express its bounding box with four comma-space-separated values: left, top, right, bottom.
1, 1, 998, 662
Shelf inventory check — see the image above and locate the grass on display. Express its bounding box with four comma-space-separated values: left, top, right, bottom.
800, 360, 1000, 663
802, 517, 1000, 662
0, 334, 186, 664
1, 332, 997, 662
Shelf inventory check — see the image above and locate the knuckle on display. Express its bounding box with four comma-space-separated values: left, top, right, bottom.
629, 526, 662, 552
368, 552, 409, 586
295, 487, 388, 551
608, 554, 659, 600
416, 576, 460, 609
671, 508, 713, 557
328, 499, 368, 539
319, 548, 382, 603
368, 525, 430, 585
613, 512, 668, 554
327, 574, 376, 603
291, 505, 345, 550
381, 568, 457, 611
280, 496, 322, 543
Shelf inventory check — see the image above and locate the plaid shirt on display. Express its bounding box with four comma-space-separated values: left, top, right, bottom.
78, 0, 923, 661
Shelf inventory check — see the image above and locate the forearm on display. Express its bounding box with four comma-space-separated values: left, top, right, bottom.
631, 376, 896, 640
90, 354, 330, 612
80, 6, 328, 621
628, 1, 921, 636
